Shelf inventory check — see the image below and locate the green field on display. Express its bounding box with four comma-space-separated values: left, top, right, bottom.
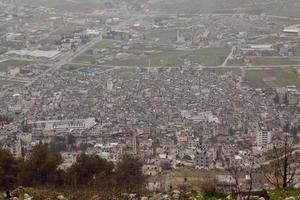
72, 55, 95, 64
73, 47, 230, 67
62, 64, 90, 71
250, 57, 300, 66
92, 39, 115, 49
189, 47, 230, 66
0, 60, 32, 72
244, 67, 300, 89
23, 0, 106, 11
227, 59, 245, 66
107, 47, 230, 67
252, 36, 300, 44
268, 189, 300, 200
144, 29, 177, 44
0, 48, 7, 55
0, 79, 18, 87
294, 46, 300, 56
149, 0, 249, 14
208, 68, 241, 76
149, 0, 300, 17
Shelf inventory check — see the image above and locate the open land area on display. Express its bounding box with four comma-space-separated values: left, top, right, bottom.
244, 67, 300, 89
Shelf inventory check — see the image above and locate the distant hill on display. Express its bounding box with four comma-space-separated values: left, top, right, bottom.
20, 0, 108, 12
20, 0, 147, 12
149, 0, 300, 18
17, 0, 300, 18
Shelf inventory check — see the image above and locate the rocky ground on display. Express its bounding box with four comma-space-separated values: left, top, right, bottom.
1, 187, 300, 200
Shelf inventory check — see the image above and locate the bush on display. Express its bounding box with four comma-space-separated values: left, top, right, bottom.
201, 179, 226, 199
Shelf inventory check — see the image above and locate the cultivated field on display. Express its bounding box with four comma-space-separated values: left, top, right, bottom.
244, 67, 300, 89
0, 60, 32, 73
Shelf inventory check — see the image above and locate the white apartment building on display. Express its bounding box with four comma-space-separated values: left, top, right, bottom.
256, 131, 272, 148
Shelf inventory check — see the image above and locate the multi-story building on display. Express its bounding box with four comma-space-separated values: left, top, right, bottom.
256, 131, 272, 148
195, 148, 217, 169
32, 118, 96, 131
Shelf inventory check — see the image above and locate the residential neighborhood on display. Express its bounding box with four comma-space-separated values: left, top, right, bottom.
0, 0, 300, 198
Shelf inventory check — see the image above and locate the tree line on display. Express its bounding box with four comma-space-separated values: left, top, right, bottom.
0, 143, 146, 195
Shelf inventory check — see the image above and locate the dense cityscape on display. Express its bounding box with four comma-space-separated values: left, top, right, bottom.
0, 0, 300, 199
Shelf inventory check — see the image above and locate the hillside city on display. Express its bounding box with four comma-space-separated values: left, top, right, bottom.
0, 0, 300, 199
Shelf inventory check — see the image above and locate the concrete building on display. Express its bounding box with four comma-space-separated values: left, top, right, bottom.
195, 149, 217, 169
143, 164, 162, 176
283, 25, 300, 37
4, 139, 22, 158
256, 131, 272, 148
287, 86, 300, 105
33, 118, 96, 131
297, 68, 300, 75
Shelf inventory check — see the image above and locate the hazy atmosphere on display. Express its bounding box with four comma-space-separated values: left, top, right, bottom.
0, 0, 300, 199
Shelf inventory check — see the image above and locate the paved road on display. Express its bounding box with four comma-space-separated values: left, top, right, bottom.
23, 10, 142, 88
261, 144, 300, 166
2, 10, 300, 94
24, 36, 103, 88
68, 63, 300, 70
222, 47, 234, 67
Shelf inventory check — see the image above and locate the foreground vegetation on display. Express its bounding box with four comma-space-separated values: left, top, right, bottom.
1, 186, 300, 200
0, 144, 146, 198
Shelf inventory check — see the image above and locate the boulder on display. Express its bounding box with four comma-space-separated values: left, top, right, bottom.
91, 195, 101, 200
284, 197, 296, 200
226, 195, 233, 200
57, 195, 66, 200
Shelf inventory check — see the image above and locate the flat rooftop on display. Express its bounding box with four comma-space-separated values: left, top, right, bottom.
6, 50, 61, 59
283, 25, 300, 33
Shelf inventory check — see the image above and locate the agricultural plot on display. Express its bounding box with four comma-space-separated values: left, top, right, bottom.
71, 41, 231, 67
250, 57, 300, 66
0, 79, 18, 87
244, 67, 300, 89
0, 60, 32, 73
252, 36, 300, 44
207, 68, 241, 76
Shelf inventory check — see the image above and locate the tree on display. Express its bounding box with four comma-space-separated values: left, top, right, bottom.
0, 149, 21, 190
224, 159, 242, 198
114, 155, 145, 193
244, 159, 260, 200
264, 133, 299, 188
20, 143, 62, 186
67, 153, 114, 187
49, 140, 67, 153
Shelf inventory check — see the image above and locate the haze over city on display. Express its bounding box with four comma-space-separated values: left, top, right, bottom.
0, 0, 300, 199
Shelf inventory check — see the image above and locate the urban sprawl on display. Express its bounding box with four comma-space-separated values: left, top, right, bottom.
0, 0, 300, 194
